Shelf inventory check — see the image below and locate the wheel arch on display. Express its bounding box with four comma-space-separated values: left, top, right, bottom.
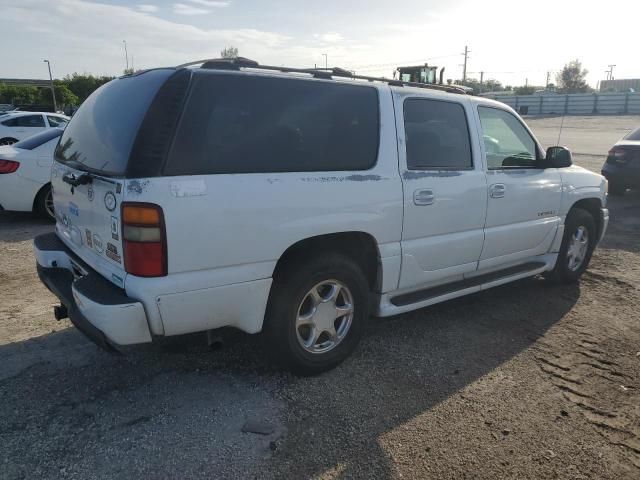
272, 231, 383, 293
569, 197, 602, 239
32, 182, 52, 212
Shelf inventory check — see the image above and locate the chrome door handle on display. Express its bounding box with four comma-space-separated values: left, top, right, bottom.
489, 183, 506, 198
413, 189, 434, 206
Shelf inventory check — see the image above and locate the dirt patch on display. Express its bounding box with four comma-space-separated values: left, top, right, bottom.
1, 188, 640, 478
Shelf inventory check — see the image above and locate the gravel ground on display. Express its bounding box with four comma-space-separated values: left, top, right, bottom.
1, 116, 639, 479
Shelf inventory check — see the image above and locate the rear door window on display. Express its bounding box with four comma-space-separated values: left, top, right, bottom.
403, 98, 473, 169
11, 115, 45, 127
166, 73, 380, 175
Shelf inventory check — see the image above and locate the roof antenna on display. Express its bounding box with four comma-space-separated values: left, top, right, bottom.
556, 114, 566, 146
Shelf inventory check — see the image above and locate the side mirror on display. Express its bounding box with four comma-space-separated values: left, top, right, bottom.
546, 146, 572, 168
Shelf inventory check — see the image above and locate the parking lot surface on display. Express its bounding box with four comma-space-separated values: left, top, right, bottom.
1, 115, 639, 479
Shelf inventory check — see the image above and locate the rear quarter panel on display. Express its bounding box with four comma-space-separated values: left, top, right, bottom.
122, 86, 403, 334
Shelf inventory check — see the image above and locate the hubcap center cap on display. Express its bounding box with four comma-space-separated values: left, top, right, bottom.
313, 302, 338, 331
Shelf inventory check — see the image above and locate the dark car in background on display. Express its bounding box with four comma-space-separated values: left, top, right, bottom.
602, 127, 640, 195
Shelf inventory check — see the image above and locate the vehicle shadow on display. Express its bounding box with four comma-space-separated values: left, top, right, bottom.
0, 211, 54, 243
0, 276, 580, 479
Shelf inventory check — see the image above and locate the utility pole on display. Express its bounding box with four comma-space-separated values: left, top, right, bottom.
322, 53, 328, 69
123, 40, 129, 71
479, 71, 484, 93
461, 45, 470, 81
43, 59, 57, 113
545, 71, 550, 88
608, 64, 616, 80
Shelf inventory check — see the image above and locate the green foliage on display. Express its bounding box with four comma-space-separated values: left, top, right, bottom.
63, 73, 114, 103
0, 84, 40, 105
0, 73, 113, 110
556, 60, 592, 93
514, 85, 536, 95
220, 46, 239, 59
454, 77, 504, 94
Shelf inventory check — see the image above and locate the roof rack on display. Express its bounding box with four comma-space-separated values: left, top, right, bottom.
174, 57, 467, 95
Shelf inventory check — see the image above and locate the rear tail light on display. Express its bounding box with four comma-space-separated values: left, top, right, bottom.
0, 159, 19, 174
608, 147, 627, 158
121, 203, 167, 277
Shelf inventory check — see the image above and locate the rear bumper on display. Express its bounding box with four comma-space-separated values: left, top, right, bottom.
601, 163, 640, 186
34, 232, 152, 349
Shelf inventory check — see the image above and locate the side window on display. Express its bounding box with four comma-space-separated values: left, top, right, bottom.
17, 115, 45, 128
166, 74, 380, 175
403, 98, 472, 169
478, 107, 538, 169
2, 118, 18, 127
47, 116, 67, 127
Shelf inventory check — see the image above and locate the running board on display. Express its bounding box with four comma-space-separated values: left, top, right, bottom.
390, 261, 546, 307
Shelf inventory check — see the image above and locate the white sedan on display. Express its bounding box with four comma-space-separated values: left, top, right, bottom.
0, 128, 63, 220
0, 112, 69, 146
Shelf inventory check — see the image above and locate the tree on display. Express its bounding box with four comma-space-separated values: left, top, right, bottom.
514, 85, 536, 95
220, 46, 239, 59
63, 73, 114, 103
556, 60, 591, 93
38, 82, 79, 109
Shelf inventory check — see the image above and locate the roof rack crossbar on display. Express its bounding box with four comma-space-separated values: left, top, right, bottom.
175, 58, 467, 94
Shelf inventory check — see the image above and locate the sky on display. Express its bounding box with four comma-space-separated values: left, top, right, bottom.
2, 0, 638, 88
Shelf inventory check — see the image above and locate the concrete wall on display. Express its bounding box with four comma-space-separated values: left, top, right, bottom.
481, 93, 640, 115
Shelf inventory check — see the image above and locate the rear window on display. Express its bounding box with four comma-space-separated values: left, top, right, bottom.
624, 127, 640, 141
14, 128, 62, 150
55, 69, 174, 176
165, 72, 379, 175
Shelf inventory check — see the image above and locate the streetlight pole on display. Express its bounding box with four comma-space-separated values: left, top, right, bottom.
43, 59, 57, 113
123, 40, 129, 71
322, 53, 328, 69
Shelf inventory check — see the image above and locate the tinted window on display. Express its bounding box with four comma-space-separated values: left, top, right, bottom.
166, 73, 379, 175
47, 115, 67, 127
14, 128, 62, 150
55, 69, 173, 176
16, 115, 45, 127
1, 117, 18, 127
478, 107, 538, 169
624, 127, 640, 141
403, 98, 472, 169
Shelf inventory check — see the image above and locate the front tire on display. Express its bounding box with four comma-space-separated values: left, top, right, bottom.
546, 208, 596, 283
264, 253, 370, 375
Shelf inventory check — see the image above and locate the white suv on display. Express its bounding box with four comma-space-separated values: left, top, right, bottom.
34, 59, 608, 374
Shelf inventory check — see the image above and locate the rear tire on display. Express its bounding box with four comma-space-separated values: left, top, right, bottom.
264, 253, 369, 375
35, 184, 55, 221
608, 182, 625, 196
546, 208, 596, 284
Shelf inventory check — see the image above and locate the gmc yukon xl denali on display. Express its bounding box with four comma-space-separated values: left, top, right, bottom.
34, 58, 609, 374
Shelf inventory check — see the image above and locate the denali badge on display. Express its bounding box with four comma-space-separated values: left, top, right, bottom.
104, 191, 117, 211
87, 185, 94, 202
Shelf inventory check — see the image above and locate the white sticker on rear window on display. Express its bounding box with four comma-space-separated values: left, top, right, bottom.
170, 180, 207, 198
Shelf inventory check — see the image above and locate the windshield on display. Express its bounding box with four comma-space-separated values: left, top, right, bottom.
54, 69, 173, 176
624, 127, 640, 141
14, 128, 63, 150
